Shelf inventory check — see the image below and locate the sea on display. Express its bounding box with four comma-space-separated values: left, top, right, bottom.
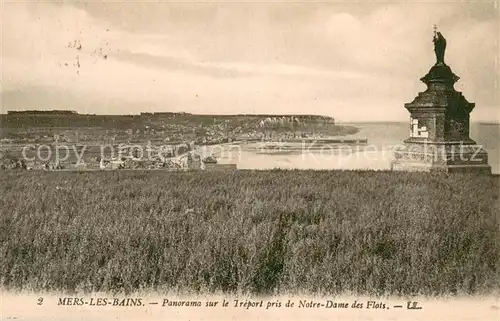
199, 122, 499, 174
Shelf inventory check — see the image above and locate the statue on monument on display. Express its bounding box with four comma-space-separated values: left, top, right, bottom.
433, 25, 446, 65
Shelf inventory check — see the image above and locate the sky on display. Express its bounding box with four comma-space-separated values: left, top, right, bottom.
2, 0, 499, 122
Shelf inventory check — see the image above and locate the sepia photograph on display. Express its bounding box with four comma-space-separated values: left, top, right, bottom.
1, 0, 499, 320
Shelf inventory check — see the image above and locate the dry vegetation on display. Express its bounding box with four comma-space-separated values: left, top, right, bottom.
1, 170, 499, 296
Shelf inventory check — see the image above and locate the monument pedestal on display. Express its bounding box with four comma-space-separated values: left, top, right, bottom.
391, 37, 491, 174
391, 142, 491, 173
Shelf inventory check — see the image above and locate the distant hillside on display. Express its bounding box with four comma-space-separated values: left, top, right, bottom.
1, 110, 334, 128
0, 110, 358, 145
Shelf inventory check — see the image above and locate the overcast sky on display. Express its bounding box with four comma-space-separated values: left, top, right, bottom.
2, 0, 499, 122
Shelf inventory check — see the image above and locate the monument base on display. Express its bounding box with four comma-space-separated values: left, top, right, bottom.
391, 142, 491, 174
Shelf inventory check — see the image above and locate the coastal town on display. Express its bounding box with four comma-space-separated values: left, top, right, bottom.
0, 110, 361, 171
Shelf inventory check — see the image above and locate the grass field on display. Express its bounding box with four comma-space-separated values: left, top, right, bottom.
1, 170, 499, 296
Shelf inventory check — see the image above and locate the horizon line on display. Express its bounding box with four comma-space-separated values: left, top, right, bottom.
1, 110, 499, 124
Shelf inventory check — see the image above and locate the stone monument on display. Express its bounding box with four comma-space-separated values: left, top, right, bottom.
391, 27, 491, 173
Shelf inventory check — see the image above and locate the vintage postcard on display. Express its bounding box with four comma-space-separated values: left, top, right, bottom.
1, 0, 499, 320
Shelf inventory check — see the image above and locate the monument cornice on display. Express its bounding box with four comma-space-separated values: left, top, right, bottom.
403, 106, 447, 113
405, 91, 475, 112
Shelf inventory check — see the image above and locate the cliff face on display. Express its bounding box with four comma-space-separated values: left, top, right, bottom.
0, 112, 334, 129
257, 116, 335, 128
